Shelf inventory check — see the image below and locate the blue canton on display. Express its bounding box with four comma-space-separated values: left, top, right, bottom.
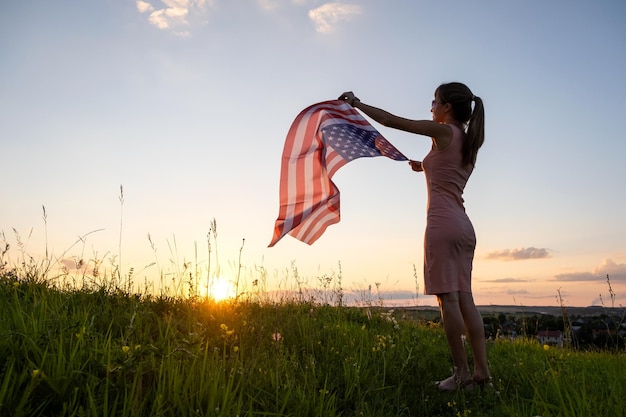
322, 124, 381, 161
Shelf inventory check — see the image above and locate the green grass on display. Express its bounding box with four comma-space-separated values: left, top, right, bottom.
1, 272, 625, 417
1, 218, 625, 416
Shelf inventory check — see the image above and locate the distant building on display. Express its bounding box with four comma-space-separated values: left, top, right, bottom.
537, 330, 563, 347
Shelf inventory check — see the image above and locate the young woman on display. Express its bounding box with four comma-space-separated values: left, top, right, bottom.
339, 82, 491, 391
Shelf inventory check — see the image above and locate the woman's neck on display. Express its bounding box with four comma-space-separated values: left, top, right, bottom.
444, 117, 464, 131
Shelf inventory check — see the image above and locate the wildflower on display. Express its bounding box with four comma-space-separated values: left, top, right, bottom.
272, 332, 282, 342
220, 324, 236, 339
233, 346, 239, 353
13, 282, 19, 288
122, 346, 130, 354
543, 344, 550, 351
75, 326, 86, 339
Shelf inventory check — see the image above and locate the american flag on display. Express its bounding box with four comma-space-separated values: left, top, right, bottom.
269, 100, 408, 247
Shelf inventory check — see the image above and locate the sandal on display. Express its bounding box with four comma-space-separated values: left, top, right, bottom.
436, 374, 473, 392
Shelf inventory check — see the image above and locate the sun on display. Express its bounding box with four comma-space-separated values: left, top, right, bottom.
207, 276, 234, 302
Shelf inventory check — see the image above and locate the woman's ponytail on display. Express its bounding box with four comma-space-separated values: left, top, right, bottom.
464, 95, 485, 167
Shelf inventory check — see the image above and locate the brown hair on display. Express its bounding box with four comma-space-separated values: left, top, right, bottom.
436, 82, 485, 166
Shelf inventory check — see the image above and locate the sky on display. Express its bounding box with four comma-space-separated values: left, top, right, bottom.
2, 0, 626, 308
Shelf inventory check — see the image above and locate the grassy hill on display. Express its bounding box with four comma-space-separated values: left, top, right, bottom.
1, 272, 625, 417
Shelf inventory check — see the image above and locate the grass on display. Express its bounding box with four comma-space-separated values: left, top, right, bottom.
1, 216, 625, 417
1, 270, 625, 416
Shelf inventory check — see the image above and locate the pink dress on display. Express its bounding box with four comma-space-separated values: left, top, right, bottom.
421, 124, 475, 295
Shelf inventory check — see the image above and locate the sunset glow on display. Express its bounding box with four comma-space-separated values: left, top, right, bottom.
206, 277, 235, 302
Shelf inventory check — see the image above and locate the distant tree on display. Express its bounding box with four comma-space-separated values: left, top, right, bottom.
482, 315, 500, 338
498, 313, 506, 324
520, 315, 538, 336
538, 314, 562, 331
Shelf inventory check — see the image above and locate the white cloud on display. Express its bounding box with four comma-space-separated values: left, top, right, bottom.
150, 6, 189, 29
308, 3, 362, 34
137, 0, 211, 35
137, 1, 155, 13
137, 1, 360, 36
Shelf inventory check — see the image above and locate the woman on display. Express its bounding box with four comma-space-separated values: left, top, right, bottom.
339, 83, 491, 391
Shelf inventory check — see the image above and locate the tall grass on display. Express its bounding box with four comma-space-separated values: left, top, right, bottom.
1, 266, 625, 416
1, 213, 625, 416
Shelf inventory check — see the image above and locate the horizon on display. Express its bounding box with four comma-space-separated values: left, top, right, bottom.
1, 227, 621, 310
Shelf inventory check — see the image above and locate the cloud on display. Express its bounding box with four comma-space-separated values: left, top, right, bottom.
308, 3, 362, 34
596, 258, 626, 277
552, 272, 598, 282
552, 258, 626, 282
148, 6, 189, 29
506, 289, 530, 295
485, 247, 550, 261
136, 1, 361, 36
481, 277, 533, 283
137, 1, 155, 13
137, 0, 211, 35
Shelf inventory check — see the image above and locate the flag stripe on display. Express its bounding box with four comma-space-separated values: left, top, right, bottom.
269, 100, 407, 247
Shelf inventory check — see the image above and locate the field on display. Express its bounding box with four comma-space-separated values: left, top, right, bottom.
1, 222, 625, 417
2, 274, 625, 416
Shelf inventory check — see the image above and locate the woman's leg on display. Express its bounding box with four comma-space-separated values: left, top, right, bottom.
437, 292, 471, 387
458, 292, 491, 382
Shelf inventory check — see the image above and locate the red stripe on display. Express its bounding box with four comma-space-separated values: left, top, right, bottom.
269, 100, 406, 247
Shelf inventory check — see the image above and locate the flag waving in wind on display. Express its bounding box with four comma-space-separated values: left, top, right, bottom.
269, 100, 408, 247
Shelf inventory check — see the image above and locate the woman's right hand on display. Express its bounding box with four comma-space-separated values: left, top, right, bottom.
338, 91, 359, 106
409, 160, 423, 172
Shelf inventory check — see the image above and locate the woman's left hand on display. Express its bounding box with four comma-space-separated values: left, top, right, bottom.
409, 160, 423, 172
